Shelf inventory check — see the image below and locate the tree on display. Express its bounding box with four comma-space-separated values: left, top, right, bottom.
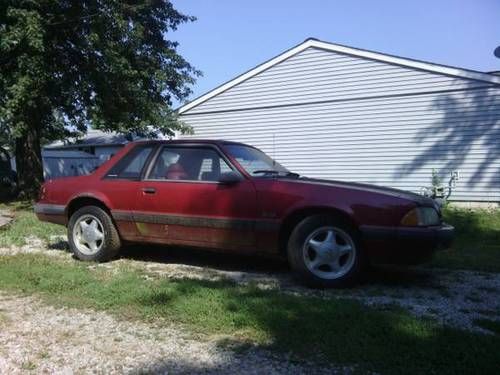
0, 0, 199, 197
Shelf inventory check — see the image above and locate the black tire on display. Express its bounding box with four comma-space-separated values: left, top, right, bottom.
287, 214, 366, 288
68, 206, 121, 262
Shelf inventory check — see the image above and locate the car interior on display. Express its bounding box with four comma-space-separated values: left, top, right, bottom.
148, 148, 232, 182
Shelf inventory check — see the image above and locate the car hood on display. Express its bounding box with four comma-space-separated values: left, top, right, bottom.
294, 177, 436, 207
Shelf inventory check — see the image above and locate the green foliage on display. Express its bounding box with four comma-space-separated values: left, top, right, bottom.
431, 169, 443, 189
1, 0, 199, 139
0, 253, 499, 374
429, 168, 448, 200
0, 1, 200, 195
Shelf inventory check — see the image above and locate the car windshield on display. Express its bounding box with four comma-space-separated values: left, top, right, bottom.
224, 144, 295, 177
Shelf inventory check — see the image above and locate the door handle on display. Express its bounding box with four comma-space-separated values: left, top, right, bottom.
142, 187, 156, 194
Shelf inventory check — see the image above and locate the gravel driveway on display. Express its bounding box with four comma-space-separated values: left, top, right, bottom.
1, 236, 499, 373
0, 292, 350, 374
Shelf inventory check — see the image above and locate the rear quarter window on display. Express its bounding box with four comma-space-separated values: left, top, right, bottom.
106, 145, 154, 180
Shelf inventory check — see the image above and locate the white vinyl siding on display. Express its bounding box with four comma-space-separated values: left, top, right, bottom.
186, 48, 492, 114
180, 47, 500, 202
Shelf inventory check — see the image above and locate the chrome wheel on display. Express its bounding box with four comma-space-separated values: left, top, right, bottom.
302, 226, 356, 280
72, 214, 105, 255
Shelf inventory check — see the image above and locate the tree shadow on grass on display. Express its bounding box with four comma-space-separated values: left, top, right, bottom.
120, 243, 290, 274
432, 208, 500, 272
47, 239, 71, 252
443, 208, 500, 247
119, 242, 441, 288
42, 231, 448, 289
0, 198, 32, 210
135, 277, 500, 375
12, 239, 499, 373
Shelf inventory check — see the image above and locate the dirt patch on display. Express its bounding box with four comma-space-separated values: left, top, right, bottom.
0, 210, 14, 230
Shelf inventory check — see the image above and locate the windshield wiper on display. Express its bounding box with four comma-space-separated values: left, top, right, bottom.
252, 170, 300, 178
252, 169, 280, 175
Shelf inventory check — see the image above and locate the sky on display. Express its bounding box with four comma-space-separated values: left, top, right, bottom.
170, 0, 500, 104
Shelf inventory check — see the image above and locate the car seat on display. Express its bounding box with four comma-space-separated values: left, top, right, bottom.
166, 163, 188, 180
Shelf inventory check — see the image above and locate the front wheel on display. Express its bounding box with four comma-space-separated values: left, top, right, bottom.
68, 206, 121, 262
287, 215, 366, 288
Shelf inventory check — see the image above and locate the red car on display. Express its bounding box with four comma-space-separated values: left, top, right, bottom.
35, 140, 454, 287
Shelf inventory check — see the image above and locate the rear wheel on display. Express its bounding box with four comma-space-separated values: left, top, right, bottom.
68, 206, 121, 262
287, 214, 365, 288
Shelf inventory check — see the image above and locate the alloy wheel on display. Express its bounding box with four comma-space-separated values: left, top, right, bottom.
302, 226, 356, 280
72, 214, 105, 255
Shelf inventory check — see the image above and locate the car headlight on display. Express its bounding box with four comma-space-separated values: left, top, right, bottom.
401, 207, 440, 226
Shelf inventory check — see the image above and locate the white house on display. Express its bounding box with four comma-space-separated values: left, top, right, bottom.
178, 38, 500, 204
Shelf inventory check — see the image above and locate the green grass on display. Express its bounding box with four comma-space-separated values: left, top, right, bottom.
20, 361, 37, 371
0, 202, 65, 246
0, 254, 499, 375
0, 202, 499, 372
432, 207, 500, 272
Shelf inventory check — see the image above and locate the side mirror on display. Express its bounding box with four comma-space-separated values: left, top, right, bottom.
219, 171, 242, 185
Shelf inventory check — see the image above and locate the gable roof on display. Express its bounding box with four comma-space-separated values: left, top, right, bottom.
178, 38, 500, 114
45, 128, 170, 150
45, 129, 133, 149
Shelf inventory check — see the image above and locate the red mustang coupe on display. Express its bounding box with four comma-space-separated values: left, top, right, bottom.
35, 140, 454, 287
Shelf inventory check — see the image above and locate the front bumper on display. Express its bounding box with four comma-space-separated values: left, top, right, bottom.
360, 223, 455, 265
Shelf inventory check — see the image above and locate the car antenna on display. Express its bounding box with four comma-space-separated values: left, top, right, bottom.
272, 133, 276, 167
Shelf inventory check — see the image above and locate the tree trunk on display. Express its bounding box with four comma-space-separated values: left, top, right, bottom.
15, 125, 44, 199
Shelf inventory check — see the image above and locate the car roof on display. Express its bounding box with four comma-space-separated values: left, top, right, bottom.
130, 139, 252, 147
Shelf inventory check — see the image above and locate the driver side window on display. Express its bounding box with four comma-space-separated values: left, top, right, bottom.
147, 147, 233, 182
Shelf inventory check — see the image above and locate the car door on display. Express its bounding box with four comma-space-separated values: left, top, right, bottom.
99, 143, 157, 240
133, 145, 258, 251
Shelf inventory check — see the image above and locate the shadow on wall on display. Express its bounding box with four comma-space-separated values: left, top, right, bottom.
394, 82, 500, 189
